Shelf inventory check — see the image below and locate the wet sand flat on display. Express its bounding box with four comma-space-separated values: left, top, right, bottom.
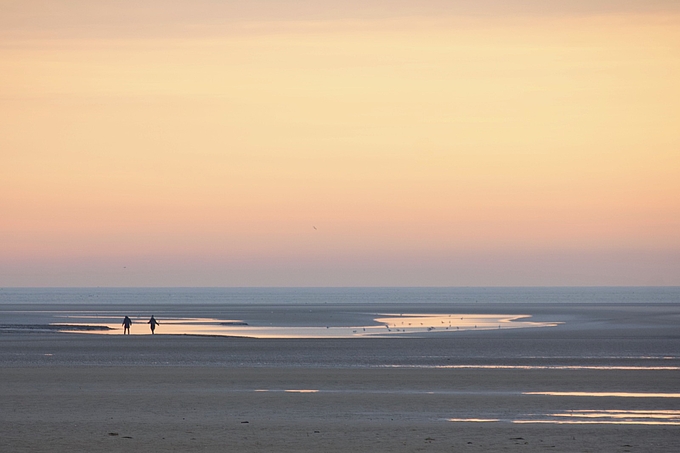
1, 290, 679, 452
1, 350, 679, 452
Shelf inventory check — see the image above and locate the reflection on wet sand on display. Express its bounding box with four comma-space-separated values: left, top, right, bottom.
386, 365, 680, 370
447, 418, 500, 423
514, 410, 680, 425
375, 314, 558, 333
54, 313, 559, 338
525, 391, 680, 398
552, 410, 680, 419
449, 410, 680, 426
253, 389, 320, 393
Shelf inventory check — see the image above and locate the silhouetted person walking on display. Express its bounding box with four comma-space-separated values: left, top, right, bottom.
122, 316, 132, 335
148, 315, 160, 334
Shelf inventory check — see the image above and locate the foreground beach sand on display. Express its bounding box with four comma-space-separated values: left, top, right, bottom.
2, 291, 679, 452
3, 365, 679, 452
2, 334, 679, 452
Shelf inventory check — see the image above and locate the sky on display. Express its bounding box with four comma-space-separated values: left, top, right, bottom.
1, 0, 679, 286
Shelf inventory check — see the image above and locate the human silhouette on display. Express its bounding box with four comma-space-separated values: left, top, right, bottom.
148, 315, 160, 334
122, 316, 132, 335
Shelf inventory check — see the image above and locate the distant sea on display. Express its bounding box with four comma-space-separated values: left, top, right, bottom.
1, 286, 679, 306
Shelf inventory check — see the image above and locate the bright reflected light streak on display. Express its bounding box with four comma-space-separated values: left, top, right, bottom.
386, 365, 680, 371
449, 410, 680, 426
551, 410, 680, 419
525, 392, 680, 398
447, 418, 500, 423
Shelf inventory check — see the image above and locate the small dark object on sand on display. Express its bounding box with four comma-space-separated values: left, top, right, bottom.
108, 433, 119, 436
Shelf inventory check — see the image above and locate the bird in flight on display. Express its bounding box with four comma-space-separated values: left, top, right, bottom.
313, 226, 317, 230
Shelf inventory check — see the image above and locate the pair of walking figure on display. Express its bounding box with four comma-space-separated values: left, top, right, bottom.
122, 315, 159, 334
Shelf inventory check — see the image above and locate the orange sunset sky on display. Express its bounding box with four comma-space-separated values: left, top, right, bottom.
1, 1, 679, 286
